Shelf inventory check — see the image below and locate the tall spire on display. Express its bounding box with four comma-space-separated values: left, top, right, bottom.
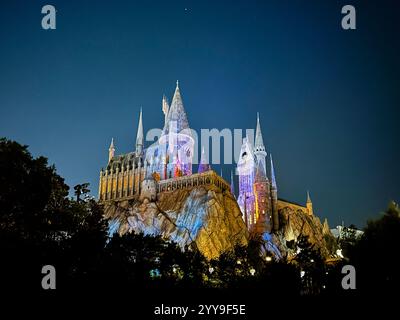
255, 113, 265, 150
162, 95, 169, 124
270, 154, 277, 190
198, 146, 211, 173
108, 138, 115, 162
270, 153, 279, 231
163, 81, 190, 135
254, 113, 267, 173
307, 190, 312, 203
306, 190, 313, 215
136, 108, 144, 154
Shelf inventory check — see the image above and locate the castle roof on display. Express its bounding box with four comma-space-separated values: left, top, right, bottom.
278, 198, 306, 209
106, 152, 143, 171
198, 146, 211, 173
255, 113, 266, 152
163, 81, 190, 135
270, 154, 277, 189
136, 108, 143, 150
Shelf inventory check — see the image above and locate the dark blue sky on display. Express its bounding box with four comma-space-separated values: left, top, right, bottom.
1, 0, 399, 227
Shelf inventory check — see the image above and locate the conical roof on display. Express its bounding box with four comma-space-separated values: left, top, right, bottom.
163, 81, 190, 135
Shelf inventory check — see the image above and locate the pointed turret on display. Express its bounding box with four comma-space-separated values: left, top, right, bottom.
306, 190, 313, 216
270, 153, 279, 231
270, 154, 277, 190
162, 95, 169, 123
254, 113, 267, 173
136, 108, 144, 154
198, 146, 211, 173
164, 81, 190, 135
255, 113, 265, 151
108, 138, 115, 162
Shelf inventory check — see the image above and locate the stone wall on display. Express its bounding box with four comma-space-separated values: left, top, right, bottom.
277, 199, 310, 215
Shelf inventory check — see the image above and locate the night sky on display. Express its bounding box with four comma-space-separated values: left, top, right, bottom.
1, 0, 399, 228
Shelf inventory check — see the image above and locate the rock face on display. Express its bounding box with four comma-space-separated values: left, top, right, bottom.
104, 186, 248, 260
275, 207, 335, 259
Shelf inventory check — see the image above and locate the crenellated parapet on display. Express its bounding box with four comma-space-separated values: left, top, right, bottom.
157, 170, 230, 194
99, 166, 231, 203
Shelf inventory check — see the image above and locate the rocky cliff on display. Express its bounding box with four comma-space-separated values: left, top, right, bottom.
273, 206, 335, 259
103, 186, 248, 260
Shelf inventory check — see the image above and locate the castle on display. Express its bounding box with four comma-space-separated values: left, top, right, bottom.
98, 81, 315, 235
236, 114, 314, 234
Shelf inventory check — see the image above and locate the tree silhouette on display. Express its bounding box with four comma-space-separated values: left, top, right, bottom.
73, 183, 90, 202
348, 201, 400, 294
0, 138, 108, 291
293, 235, 325, 295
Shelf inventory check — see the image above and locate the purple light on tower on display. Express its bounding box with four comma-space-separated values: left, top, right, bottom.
198, 146, 211, 173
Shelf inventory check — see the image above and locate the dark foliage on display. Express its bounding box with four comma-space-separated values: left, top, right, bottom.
346, 202, 400, 294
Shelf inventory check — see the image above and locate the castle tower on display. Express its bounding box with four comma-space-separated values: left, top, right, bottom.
136, 108, 144, 155
254, 113, 267, 173
237, 136, 256, 228
270, 154, 279, 231
306, 190, 314, 216
253, 159, 272, 233
163, 81, 190, 136
158, 81, 194, 177
198, 146, 211, 173
108, 138, 115, 162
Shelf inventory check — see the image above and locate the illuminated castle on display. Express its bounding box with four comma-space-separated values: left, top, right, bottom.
98, 81, 314, 234
98, 81, 229, 204
236, 115, 314, 234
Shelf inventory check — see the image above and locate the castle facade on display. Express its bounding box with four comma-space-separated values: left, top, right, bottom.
98, 82, 314, 234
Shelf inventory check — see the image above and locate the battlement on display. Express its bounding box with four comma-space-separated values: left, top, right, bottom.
157, 170, 230, 194
99, 169, 231, 203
